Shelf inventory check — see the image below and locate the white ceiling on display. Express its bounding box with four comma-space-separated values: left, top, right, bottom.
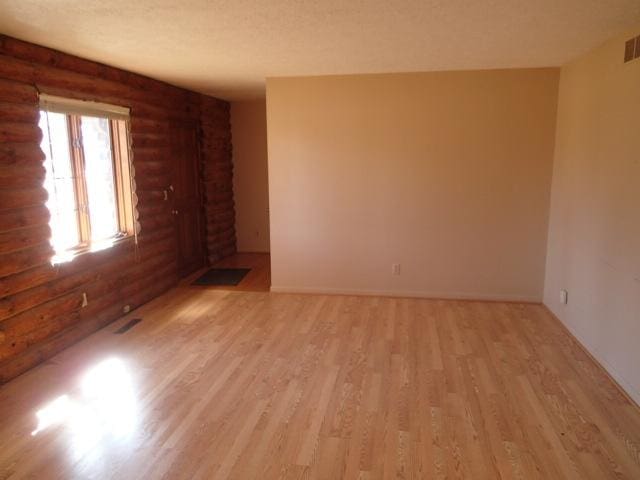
0, 1, 639, 100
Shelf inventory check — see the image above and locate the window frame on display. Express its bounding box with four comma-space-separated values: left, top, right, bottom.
39, 97, 135, 262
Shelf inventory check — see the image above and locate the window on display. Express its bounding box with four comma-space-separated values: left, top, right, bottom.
38, 95, 135, 263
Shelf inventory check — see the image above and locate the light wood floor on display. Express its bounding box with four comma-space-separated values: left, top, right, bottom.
0, 277, 639, 478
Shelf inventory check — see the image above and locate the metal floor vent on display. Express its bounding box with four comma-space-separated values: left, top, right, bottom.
114, 318, 142, 334
624, 35, 640, 63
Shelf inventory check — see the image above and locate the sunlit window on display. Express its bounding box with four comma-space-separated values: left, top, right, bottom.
38, 95, 134, 262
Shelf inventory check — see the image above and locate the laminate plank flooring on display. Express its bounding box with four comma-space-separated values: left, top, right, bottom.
0, 286, 638, 479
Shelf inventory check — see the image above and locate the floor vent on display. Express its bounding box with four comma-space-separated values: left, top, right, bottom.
114, 318, 142, 334
624, 35, 640, 63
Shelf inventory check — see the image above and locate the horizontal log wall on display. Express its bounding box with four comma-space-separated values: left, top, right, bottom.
0, 35, 235, 382
200, 97, 237, 264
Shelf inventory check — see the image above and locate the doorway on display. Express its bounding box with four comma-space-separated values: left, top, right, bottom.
171, 122, 205, 277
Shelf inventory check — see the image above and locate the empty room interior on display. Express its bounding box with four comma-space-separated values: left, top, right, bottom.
0, 1, 639, 478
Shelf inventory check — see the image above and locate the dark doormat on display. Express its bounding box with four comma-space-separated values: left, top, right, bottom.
192, 268, 251, 286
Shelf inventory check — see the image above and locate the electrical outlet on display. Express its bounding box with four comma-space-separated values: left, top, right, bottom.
392, 263, 401, 275
560, 290, 568, 305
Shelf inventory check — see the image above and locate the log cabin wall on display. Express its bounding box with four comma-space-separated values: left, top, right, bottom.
200, 97, 237, 264
0, 35, 236, 383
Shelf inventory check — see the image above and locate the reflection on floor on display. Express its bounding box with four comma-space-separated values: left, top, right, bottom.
31, 357, 136, 457
0, 267, 639, 478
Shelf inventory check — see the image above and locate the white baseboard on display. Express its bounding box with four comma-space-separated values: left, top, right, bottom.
270, 285, 541, 303
544, 302, 640, 407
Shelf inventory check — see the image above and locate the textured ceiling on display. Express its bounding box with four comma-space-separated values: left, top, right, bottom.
0, 1, 639, 100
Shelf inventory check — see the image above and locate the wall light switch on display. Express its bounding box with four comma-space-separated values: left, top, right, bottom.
392, 263, 401, 275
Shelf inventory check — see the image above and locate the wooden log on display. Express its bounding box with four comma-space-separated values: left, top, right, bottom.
0, 78, 38, 104
0, 267, 95, 321
202, 177, 233, 189
0, 205, 49, 232
201, 135, 232, 145
202, 190, 234, 203
209, 211, 235, 225
0, 122, 43, 143
131, 102, 199, 123
0, 290, 84, 361
0, 224, 50, 254
135, 189, 167, 203
132, 161, 169, 178
136, 203, 171, 220
207, 162, 234, 172
207, 225, 236, 240
135, 173, 173, 190
202, 167, 233, 182
204, 211, 235, 224
202, 177, 234, 189
135, 236, 176, 259
138, 214, 173, 232
205, 199, 235, 213
0, 241, 53, 278
0, 143, 45, 166
0, 102, 39, 123
129, 117, 172, 134
131, 149, 169, 165
0, 186, 48, 210
0, 164, 46, 188
0, 263, 56, 298
130, 132, 172, 149
85, 253, 173, 301
0, 54, 35, 86
206, 236, 236, 251
136, 225, 174, 246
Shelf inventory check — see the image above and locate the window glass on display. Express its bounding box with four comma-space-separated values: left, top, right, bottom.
80, 116, 119, 242
39, 111, 80, 252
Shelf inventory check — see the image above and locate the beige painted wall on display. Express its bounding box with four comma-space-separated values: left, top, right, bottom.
544, 25, 640, 404
267, 69, 559, 301
231, 100, 270, 252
